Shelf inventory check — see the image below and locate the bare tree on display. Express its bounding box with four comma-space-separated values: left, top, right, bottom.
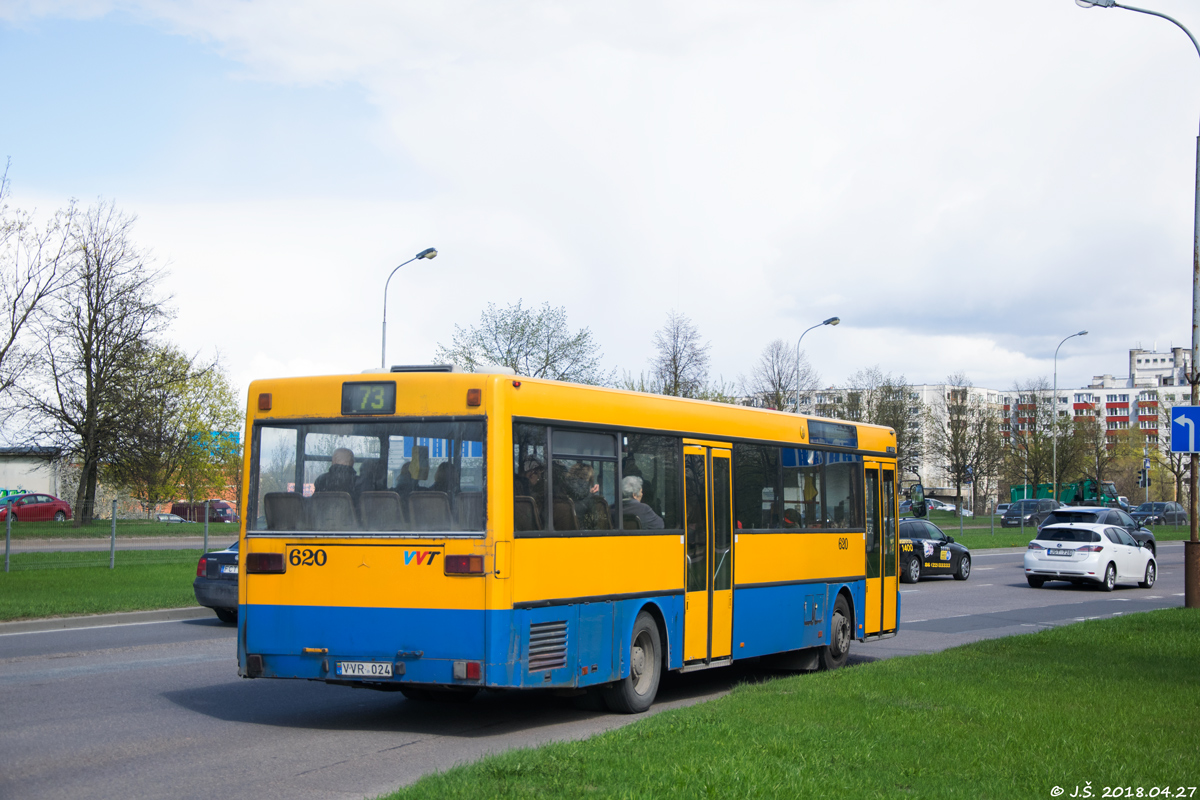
436, 300, 610, 384
23, 201, 169, 525
1076, 414, 1130, 499
826, 366, 923, 479
0, 166, 73, 416
740, 339, 817, 411
925, 373, 1002, 515
1157, 396, 1191, 503
650, 311, 710, 398
1004, 377, 1056, 497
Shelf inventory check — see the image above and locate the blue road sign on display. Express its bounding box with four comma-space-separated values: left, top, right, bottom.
1171, 406, 1200, 453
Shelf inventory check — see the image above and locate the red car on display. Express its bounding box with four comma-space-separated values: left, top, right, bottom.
0, 493, 72, 522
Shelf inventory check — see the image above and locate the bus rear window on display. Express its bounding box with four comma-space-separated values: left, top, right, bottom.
250, 420, 485, 533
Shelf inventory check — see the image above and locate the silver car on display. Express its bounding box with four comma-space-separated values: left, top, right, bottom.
1024, 522, 1156, 591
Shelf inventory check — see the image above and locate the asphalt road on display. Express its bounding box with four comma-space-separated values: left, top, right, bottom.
0, 542, 1185, 800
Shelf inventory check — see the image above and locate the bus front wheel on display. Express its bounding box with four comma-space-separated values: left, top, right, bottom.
603, 611, 661, 714
819, 595, 851, 671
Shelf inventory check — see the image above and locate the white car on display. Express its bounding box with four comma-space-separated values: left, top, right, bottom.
1024, 522, 1156, 591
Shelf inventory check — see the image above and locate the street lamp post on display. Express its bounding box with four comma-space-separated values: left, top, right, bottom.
794, 317, 840, 413
1076, 0, 1200, 608
381, 248, 438, 369
1052, 330, 1088, 502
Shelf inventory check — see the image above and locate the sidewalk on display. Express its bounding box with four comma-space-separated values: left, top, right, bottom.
0, 606, 214, 634
3, 536, 230, 553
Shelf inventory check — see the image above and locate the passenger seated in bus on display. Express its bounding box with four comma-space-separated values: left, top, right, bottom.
356, 459, 387, 494
619, 475, 663, 530
315, 448, 359, 499
396, 461, 417, 494
431, 462, 453, 494
515, 458, 546, 507
782, 508, 801, 528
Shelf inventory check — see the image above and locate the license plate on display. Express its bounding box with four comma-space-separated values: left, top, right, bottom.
336, 661, 393, 678
220, 564, 238, 574
1048, 549, 1073, 557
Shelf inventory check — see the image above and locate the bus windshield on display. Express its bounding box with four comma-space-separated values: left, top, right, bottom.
249, 419, 485, 533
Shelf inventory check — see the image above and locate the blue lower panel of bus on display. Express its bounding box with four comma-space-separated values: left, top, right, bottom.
242, 596, 685, 689
730, 581, 863, 659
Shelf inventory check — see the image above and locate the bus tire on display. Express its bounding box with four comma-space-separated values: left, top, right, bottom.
819, 595, 851, 671
603, 610, 661, 714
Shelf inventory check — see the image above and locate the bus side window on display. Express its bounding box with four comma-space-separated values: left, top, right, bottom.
513, 424, 547, 531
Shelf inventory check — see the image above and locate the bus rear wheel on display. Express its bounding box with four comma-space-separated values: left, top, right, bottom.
603, 610, 661, 714
819, 595, 851, 671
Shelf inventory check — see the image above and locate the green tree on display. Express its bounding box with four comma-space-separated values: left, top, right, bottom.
177, 366, 244, 508
435, 300, 611, 384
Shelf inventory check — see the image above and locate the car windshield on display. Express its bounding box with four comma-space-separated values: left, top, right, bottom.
1009, 500, 1037, 512
1036, 527, 1102, 542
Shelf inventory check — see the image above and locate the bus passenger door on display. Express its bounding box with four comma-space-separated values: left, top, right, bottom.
864, 464, 882, 635
683, 444, 734, 664
863, 461, 898, 637
881, 467, 898, 633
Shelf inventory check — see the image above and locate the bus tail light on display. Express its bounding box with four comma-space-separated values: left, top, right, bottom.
246, 553, 286, 573
453, 660, 482, 680
466, 388, 481, 407
196, 557, 208, 577
258, 393, 272, 411
444, 555, 484, 575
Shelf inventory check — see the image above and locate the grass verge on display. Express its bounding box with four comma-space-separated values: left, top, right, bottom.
383, 609, 1200, 799
0, 550, 202, 621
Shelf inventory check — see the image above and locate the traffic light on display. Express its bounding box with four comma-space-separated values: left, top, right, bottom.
1137, 469, 1151, 488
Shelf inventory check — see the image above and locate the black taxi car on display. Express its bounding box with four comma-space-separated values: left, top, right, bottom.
899, 518, 971, 583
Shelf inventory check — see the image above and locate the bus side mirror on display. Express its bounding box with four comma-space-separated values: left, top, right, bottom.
911, 483, 927, 518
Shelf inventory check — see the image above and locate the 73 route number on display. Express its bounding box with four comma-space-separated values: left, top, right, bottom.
289, 548, 327, 567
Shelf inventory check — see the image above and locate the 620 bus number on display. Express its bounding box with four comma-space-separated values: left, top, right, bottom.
837, 537, 849, 550
289, 548, 327, 567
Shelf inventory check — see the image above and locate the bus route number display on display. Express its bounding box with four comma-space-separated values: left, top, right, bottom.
341, 382, 396, 415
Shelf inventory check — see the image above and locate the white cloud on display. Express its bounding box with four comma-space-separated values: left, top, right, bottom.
5, 0, 1199, 400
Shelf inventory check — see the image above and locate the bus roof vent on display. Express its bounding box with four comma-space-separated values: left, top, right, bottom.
389, 364, 462, 373
472, 363, 517, 375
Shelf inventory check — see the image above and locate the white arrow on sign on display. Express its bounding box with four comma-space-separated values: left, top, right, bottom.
1179, 413, 1197, 453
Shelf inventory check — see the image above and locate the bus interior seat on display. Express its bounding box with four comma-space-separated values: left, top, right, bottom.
513, 496, 542, 531
454, 491, 485, 530
622, 514, 641, 530
409, 491, 453, 531
309, 492, 358, 531
553, 499, 577, 531
264, 492, 306, 531
586, 496, 612, 530
360, 491, 407, 531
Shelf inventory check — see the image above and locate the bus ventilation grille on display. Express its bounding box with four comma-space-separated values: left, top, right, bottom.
528, 620, 568, 671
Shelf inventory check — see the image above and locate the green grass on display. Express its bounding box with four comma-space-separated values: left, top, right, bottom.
0, 549, 202, 621
383, 609, 1200, 799
3, 519, 236, 539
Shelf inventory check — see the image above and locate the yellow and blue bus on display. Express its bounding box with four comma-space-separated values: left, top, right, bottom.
238, 366, 900, 712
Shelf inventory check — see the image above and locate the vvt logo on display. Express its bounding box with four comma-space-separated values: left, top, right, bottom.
404, 550, 441, 566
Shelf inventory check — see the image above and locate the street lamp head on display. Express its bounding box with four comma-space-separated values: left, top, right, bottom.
416, 247, 438, 260
1078, 330, 1088, 337
1075, 0, 1116, 7
823, 316, 841, 326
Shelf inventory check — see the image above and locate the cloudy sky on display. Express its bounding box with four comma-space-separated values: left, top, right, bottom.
2, 0, 1197, 403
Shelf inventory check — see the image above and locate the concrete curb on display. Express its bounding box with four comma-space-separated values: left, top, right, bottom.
0, 606, 214, 634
